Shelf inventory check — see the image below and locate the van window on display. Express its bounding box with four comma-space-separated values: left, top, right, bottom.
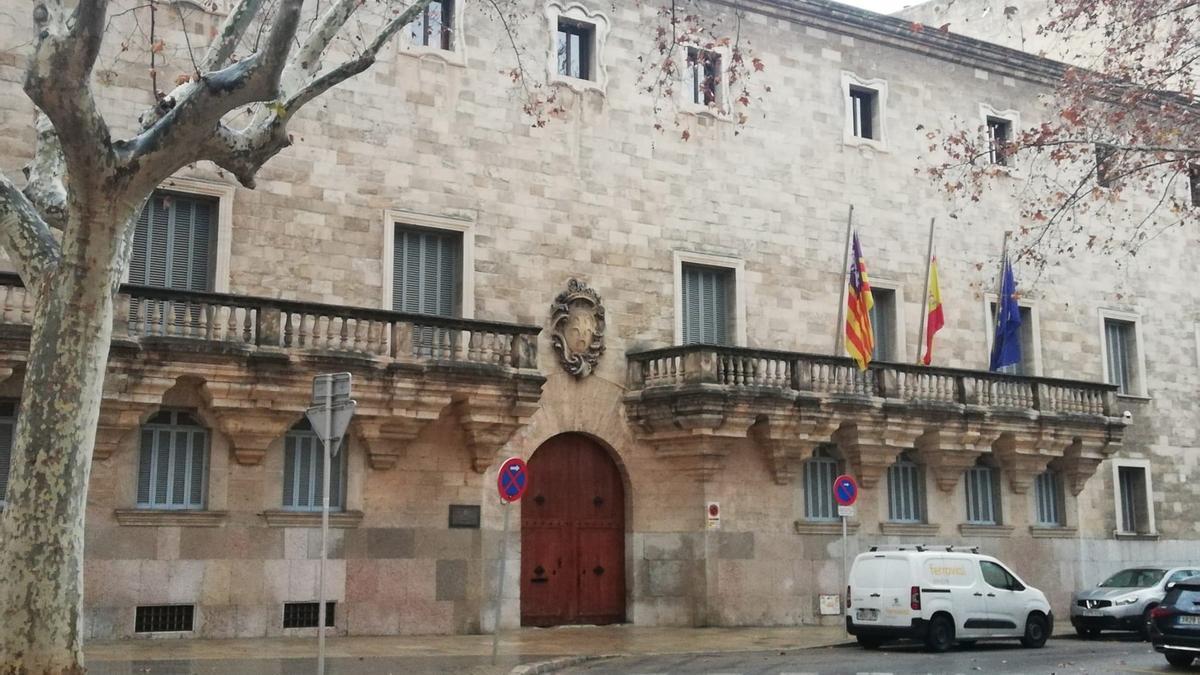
980, 561, 1024, 591
852, 557, 909, 588
924, 557, 976, 587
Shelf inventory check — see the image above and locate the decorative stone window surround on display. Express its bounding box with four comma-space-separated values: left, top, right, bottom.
397, 0, 468, 67
123, 176, 236, 293
545, 1, 611, 94
672, 250, 747, 347
866, 277, 906, 362
1097, 307, 1149, 399
676, 43, 733, 119
381, 209, 476, 318
981, 292, 1044, 376
840, 71, 889, 152
1110, 457, 1156, 537
978, 103, 1022, 176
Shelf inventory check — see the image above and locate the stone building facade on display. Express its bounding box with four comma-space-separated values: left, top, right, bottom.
0, 0, 1196, 640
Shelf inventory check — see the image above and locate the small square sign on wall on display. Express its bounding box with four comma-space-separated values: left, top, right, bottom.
705, 502, 720, 530
819, 594, 841, 615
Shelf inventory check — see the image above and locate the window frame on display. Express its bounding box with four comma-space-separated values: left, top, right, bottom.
887, 451, 925, 524
1188, 163, 1200, 208
1098, 308, 1148, 398
382, 210, 475, 318
865, 281, 906, 362
135, 409, 210, 511
978, 104, 1020, 172
0, 399, 17, 507
1111, 458, 1156, 536
1033, 469, 1065, 526
282, 423, 348, 512
841, 72, 888, 151
803, 445, 841, 522
673, 251, 746, 347
123, 177, 234, 293
964, 460, 1001, 525
678, 45, 731, 116
982, 294, 1043, 376
400, 0, 466, 64
1095, 143, 1118, 188
545, 1, 610, 93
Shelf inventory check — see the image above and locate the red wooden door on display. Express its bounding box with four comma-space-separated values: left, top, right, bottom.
521, 434, 625, 627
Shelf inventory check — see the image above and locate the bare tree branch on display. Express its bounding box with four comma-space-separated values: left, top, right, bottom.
279, 0, 362, 96
200, 0, 267, 71
0, 171, 62, 285
22, 114, 67, 231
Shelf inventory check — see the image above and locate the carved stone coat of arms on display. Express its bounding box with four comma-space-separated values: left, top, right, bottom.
550, 279, 606, 378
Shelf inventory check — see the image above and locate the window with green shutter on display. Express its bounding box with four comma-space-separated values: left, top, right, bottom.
0, 400, 17, 505
136, 410, 209, 510
681, 263, 732, 345
282, 419, 346, 511
869, 287, 896, 361
130, 192, 216, 292
392, 225, 461, 316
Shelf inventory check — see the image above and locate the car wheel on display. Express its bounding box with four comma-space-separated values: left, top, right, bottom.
1021, 613, 1049, 648
1140, 606, 1156, 640
856, 636, 883, 650
924, 615, 955, 652
1074, 625, 1100, 639
1164, 651, 1195, 668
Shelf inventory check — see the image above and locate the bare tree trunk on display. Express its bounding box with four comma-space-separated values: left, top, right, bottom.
0, 254, 118, 674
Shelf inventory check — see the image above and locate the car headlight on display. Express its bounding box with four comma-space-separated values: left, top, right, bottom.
1114, 596, 1139, 606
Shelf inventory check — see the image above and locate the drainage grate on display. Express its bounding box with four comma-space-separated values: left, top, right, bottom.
134, 605, 195, 633
283, 601, 335, 628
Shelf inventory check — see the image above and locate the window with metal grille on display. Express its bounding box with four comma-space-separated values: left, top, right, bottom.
136, 410, 209, 510
803, 445, 839, 521
1118, 465, 1150, 533
1104, 318, 1136, 395
135, 604, 195, 632
283, 601, 336, 628
681, 264, 732, 345
556, 18, 594, 80
986, 116, 1012, 166
0, 400, 17, 506
964, 461, 1000, 525
887, 452, 924, 523
686, 47, 721, 106
1095, 143, 1117, 187
989, 302, 1036, 375
849, 86, 878, 140
407, 0, 453, 50
1034, 470, 1063, 526
283, 418, 346, 511
869, 287, 896, 361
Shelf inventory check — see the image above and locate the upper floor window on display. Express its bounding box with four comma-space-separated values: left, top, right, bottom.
681, 263, 733, 346
1103, 317, 1141, 395
0, 400, 17, 506
393, 225, 461, 318
1115, 462, 1154, 535
803, 445, 840, 521
283, 419, 346, 512
1033, 469, 1064, 526
964, 460, 1001, 525
1189, 163, 1200, 207
131, 192, 217, 293
407, 0, 455, 50
986, 116, 1012, 166
556, 17, 594, 80
686, 47, 722, 108
1095, 143, 1117, 188
887, 451, 924, 523
988, 301, 1038, 376
869, 286, 898, 362
841, 72, 888, 150
136, 410, 209, 510
849, 86, 878, 140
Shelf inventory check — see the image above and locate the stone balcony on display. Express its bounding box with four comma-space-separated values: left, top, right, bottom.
624, 345, 1125, 495
0, 274, 544, 472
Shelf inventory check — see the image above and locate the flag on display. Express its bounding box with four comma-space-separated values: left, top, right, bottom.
922, 256, 944, 365
844, 232, 875, 370
989, 258, 1022, 371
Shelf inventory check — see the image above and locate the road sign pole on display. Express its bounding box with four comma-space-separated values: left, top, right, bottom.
317, 382, 332, 675
841, 514, 847, 626
491, 500, 511, 665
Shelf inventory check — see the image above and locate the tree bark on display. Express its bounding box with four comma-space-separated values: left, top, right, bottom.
0, 225, 121, 674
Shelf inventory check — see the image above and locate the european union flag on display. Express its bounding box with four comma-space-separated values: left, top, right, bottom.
989, 259, 1022, 371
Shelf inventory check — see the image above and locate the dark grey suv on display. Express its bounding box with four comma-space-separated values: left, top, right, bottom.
1071, 567, 1200, 638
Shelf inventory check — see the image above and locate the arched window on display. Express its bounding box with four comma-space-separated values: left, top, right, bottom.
283, 418, 346, 511
137, 410, 209, 510
803, 445, 840, 521
965, 459, 1001, 525
1034, 469, 1064, 526
887, 452, 924, 523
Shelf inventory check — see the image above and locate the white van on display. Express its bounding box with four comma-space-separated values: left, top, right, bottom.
846, 546, 1053, 651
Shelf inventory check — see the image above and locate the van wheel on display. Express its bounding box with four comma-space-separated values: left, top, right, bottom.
1165, 651, 1195, 668
856, 636, 882, 650
1021, 613, 1049, 648
924, 615, 955, 652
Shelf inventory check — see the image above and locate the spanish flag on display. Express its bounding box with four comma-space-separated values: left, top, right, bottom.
922, 256, 945, 365
844, 232, 874, 370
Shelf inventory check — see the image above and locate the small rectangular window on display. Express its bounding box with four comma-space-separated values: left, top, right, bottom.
1095, 143, 1117, 188
556, 18, 594, 80
283, 425, 346, 512
136, 410, 208, 510
1104, 318, 1137, 395
1034, 470, 1063, 526
1117, 465, 1150, 533
0, 400, 16, 505
135, 605, 195, 633
407, 0, 454, 50
687, 48, 721, 106
964, 464, 999, 525
990, 302, 1036, 376
986, 116, 1012, 166
869, 287, 896, 361
681, 264, 733, 346
1189, 163, 1200, 207
887, 454, 924, 523
283, 601, 336, 628
803, 447, 839, 521
849, 86, 878, 140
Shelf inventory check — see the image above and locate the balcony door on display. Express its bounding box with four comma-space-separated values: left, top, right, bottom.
521, 433, 626, 626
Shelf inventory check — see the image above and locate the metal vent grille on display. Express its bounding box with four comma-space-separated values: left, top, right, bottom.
283, 601, 335, 628
134, 604, 195, 632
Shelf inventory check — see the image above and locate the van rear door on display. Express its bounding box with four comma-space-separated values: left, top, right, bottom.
850, 555, 911, 627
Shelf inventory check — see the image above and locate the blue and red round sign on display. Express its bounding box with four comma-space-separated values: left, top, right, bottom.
497, 457, 529, 503
833, 474, 859, 506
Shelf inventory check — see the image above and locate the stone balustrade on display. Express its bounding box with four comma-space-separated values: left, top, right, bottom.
625, 344, 1124, 492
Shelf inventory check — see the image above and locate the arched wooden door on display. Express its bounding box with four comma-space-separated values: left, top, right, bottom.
521, 434, 626, 626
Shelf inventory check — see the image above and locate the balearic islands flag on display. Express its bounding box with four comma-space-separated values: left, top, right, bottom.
844, 232, 875, 370
922, 256, 944, 365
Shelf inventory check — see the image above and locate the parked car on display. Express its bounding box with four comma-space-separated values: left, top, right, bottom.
1071, 566, 1200, 639
1149, 575, 1200, 668
845, 546, 1052, 652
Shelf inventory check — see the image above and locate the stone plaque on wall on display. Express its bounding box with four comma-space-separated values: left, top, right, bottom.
448, 504, 481, 529
550, 278, 606, 378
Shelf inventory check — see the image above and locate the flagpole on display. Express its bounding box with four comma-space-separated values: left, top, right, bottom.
915, 217, 937, 364
833, 205, 855, 355
990, 231, 1013, 369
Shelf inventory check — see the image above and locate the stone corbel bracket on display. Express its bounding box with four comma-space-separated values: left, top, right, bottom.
750, 403, 839, 485
990, 426, 1069, 494
833, 418, 925, 489
215, 409, 301, 465
93, 402, 158, 461
355, 415, 432, 470
454, 378, 543, 473
1056, 423, 1125, 495
913, 423, 989, 492
624, 388, 761, 482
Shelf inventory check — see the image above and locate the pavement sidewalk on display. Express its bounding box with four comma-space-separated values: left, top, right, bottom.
85, 623, 851, 674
